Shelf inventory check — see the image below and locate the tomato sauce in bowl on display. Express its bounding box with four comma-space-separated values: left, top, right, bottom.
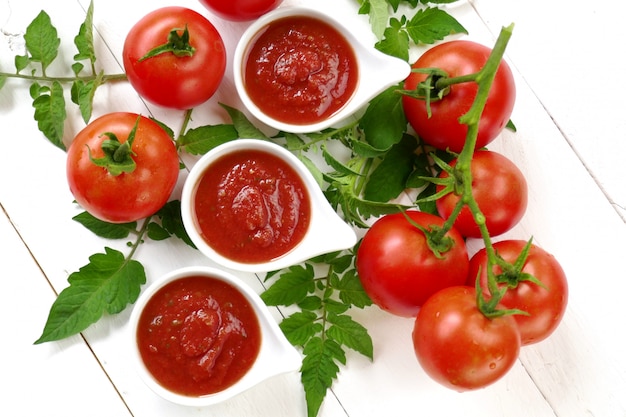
193, 148, 311, 264
130, 266, 303, 405
136, 275, 261, 397
243, 15, 358, 126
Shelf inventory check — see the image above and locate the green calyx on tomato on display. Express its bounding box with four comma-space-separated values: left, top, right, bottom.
488, 238, 545, 290
138, 25, 196, 62
87, 116, 140, 176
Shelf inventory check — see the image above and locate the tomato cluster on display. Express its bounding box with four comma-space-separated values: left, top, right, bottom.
63, 2, 568, 397
356, 40, 568, 391
67, 2, 282, 223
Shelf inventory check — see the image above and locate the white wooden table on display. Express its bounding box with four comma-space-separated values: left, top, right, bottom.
2, 0, 625, 416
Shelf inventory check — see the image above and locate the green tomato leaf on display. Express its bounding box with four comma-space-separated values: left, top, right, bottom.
74, 0, 96, 66
260, 264, 316, 306
178, 124, 238, 155
72, 211, 136, 239
71, 78, 97, 123
32, 80, 66, 150
335, 269, 373, 308
363, 134, 417, 202
406, 7, 467, 45
154, 200, 196, 248
220, 103, 270, 140
375, 18, 410, 61
326, 313, 373, 360
24, 10, 60, 72
359, 84, 407, 151
321, 144, 361, 176
366, 0, 391, 40
146, 222, 171, 241
15, 55, 30, 73
301, 337, 345, 417
279, 311, 323, 346
297, 154, 325, 188
34, 247, 146, 344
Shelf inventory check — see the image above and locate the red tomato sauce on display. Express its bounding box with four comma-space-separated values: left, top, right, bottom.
136, 276, 261, 396
194, 149, 310, 263
244, 16, 358, 125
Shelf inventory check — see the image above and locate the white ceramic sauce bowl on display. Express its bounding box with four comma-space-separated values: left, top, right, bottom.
233, 5, 411, 133
181, 138, 357, 273
129, 266, 302, 406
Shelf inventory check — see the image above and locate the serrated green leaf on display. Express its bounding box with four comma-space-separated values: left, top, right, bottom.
359, 84, 407, 151
72, 211, 136, 239
74, 0, 96, 66
364, 134, 417, 202
297, 154, 325, 188
283, 132, 306, 150
220, 103, 270, 140
71, 79, 96, 123
323, 298, 350, 315
367, 0, 390, 40
24, 11, 60, 72
155, 200, 196, 248
335, 269, 373, 308
261, 264, 316, 306
178, 124, 238, 155
326, 313, 373, 359
146, 222, 170, 241
375, 18, 411, 61
297, 295, 323, 311
280, 311, 323, 346
15, 55, 30, 73
301, 337, 344, 417
406, 7, 467, 45
322, 145, 361, 176
32, 80, 66, 150
35, 247, 146, 344
323, 183, 405, 228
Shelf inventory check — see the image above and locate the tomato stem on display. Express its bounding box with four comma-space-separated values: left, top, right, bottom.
0, 71, 127, 83
138, 26, 196, 62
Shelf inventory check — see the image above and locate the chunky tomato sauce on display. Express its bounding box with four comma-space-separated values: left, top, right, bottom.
136, 276, 261, 396
194, 149, 310, 263
244, 16, 358, 125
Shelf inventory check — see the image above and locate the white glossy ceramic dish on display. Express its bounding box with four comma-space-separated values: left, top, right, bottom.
233, 5, 411, 133
129, 266, 302, 407
181, 139, 357, 273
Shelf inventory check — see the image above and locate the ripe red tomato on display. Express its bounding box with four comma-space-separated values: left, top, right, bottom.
355, 211, 469, 317
198, 0, 282, 21
436, 150, 528, 238
402, 40, 516, 153
412, 285, 521, 391
467, 240, 568, 345
66, 112, 179, 223
123, 7, 226, 109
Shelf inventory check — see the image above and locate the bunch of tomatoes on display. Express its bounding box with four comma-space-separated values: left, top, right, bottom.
67, 1, 281, 223
356, 40, 568, 391
63, 0, 568, 394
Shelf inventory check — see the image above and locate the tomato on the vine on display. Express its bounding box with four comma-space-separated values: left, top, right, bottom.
436, 150, 528, 238
355, 211, 469, 317
66, 112, 179, 224
198, 0, 282, 21
467, 240, 568, 345
412, 285, 521, 391
402, 40, 516, 153
123, 7, 226, 109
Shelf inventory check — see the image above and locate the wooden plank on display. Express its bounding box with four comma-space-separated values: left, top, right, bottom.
0, 209, 133, 417
3, 0, 625, 416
